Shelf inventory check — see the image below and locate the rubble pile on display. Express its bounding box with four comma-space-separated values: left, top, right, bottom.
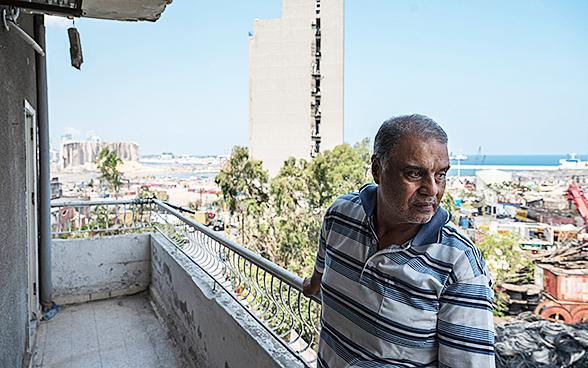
498, 282, 542, 316
495, 313, 588, 368
497, 243, 588, 316
496, 264, 541, 316
531, 243, 588, 269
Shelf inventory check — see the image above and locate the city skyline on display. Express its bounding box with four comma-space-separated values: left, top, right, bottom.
45, 1, 588, 156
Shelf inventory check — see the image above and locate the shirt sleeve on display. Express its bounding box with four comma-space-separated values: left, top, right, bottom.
437, 256, 496, 368
314, 215, 328, 274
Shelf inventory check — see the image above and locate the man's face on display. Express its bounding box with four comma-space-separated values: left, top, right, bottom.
372, 136, 450, 225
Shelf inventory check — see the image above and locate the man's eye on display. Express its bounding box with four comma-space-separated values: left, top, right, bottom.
405, 170, 422, 179
435, 172, 447, 181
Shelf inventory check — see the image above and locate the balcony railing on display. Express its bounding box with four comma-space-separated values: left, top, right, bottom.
51, 198, 321, 367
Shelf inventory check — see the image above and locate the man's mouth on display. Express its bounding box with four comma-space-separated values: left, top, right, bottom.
412, 199, 437, 212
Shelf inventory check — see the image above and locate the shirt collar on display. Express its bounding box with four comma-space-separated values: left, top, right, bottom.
358, 183, 451, 246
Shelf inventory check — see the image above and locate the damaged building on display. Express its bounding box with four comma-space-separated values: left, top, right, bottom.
59, 140, 140, 171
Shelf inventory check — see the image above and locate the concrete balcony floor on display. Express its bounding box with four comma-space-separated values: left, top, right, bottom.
31, 292, 189, 368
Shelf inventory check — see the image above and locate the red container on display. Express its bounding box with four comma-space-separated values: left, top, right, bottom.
542, 265, 588, 303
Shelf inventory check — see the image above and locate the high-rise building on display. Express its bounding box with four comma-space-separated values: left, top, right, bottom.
249, 0, 344, 176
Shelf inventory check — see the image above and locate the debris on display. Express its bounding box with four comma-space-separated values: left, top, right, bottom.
531, 243, 588, 270
68, 27, 83, 70
495, 314, 588, 368
41, 305, 58, 321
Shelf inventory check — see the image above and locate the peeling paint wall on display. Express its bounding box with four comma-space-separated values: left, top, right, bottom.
149, 233, 306, 368
52, 234, 151, 305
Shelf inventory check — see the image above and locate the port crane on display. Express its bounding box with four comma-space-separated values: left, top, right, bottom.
566, 183, 588, 227
531, 183, 588, 324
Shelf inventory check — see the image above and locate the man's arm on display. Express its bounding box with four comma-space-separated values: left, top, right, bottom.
304, 208, 328, 297
437, 274, 495, 367
302, 269, 323, 297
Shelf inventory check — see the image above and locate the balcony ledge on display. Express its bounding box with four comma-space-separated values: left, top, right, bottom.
33, 232, 307, 368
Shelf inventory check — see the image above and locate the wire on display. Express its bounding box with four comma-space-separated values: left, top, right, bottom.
496, 317, 588, 368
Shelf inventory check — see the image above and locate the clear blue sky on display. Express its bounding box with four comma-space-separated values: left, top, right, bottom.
45, 0, 588, 157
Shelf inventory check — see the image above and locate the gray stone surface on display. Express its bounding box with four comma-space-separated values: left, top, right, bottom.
31, 292, 189, 368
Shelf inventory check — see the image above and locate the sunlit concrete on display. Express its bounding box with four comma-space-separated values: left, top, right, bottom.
31, 292, 189, 368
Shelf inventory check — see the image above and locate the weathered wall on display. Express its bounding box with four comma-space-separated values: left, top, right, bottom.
59, 140, 140, 171
0, 9, 38, 368
52, 234, 151, 305
149, 234, 306, 368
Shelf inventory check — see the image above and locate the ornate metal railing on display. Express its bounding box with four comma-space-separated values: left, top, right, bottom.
51, 199, 321, 367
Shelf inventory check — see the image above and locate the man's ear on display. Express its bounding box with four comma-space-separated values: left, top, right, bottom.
371, 155, 381, 184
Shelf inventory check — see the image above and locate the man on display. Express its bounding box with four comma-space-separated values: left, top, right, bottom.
303, 114, 495, 367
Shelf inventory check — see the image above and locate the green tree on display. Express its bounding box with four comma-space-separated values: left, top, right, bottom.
476, 230, 534, 316
306, 139, 372, 209
215, 146, 268, 215
215, 146, 270, 255
270, 157, 320, 274
95, 147, 123, 192
187, 200, 199, 210
215, 141, 373, 275
275, 140, 372, 274
441, 190, 458, 225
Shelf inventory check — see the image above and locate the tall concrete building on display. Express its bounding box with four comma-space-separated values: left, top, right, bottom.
249, 0, 344, 176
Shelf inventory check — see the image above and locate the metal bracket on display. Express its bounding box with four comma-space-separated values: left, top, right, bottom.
2, 6, 45, 56
2, 9, 7, 31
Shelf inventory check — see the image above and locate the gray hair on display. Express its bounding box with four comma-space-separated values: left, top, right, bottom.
373, 114, 448, 165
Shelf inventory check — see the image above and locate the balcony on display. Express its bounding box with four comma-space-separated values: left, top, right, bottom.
32, 292, 189, 367
34, 199, 321, 367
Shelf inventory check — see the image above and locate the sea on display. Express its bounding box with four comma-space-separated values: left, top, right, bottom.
447, 154, 588, 177
143, 154, 588, 179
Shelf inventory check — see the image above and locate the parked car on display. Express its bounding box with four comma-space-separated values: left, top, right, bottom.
211, 218, 225, 231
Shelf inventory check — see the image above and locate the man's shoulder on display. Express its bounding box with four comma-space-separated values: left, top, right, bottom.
438, 221, 489, 280
322, 191, 370, 231
329, 192, 362, 210
439, 221, 475, 248
327, 184, 376, 214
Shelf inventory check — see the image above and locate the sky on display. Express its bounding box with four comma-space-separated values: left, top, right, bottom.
45, 1, 588, 157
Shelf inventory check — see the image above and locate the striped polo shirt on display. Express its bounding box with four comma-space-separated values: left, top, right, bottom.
314, 184, 495, 368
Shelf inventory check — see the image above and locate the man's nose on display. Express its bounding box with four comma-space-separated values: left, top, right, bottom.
419, 174, 439, 197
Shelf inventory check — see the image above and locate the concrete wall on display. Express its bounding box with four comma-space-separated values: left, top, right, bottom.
249, 0, 344, 176
52, 234, 151, 305
0, 9, 38, 368
149, 233, 306, 368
